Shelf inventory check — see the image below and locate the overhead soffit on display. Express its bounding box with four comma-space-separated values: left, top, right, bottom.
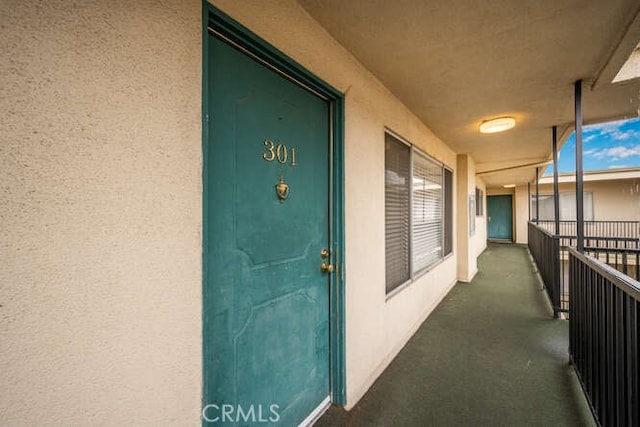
296, 0, 640, 187
613, 42, 640, 83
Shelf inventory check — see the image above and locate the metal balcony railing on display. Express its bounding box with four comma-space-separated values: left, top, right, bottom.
528, 221, 640, 425
528, 221, 640, 316
584, 246, 640, 282
528, 222, 562, 314
536, 220, 640, 240
569, 248, 640, 426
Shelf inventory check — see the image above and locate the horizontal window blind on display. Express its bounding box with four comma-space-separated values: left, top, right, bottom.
412, 151, 443, 273
385, 133, 411, 292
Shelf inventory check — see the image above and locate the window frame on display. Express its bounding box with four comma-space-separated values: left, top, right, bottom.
530, 191, 594, 221
443, 167, 454, 257
384, 129, 454, 299
475, 187, 484, 216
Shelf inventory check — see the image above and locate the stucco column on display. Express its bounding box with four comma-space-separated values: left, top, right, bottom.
456, 154, 478, 282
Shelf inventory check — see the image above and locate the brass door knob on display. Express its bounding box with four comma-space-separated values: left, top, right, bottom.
320, 262, 334, 273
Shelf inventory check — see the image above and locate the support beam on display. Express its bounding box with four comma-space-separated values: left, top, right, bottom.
476, 160, 552, 176
535, 167, 539, 223
575, 80, 584, 252
553, 126, 560, 236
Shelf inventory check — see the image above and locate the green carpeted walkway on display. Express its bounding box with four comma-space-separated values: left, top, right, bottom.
317, 243, 595, 426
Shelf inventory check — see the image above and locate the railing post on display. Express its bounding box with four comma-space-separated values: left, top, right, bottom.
536, 168, 540, 224
553, 126, 560, 236
553, 235, 561, 318
575, 80, 584, 253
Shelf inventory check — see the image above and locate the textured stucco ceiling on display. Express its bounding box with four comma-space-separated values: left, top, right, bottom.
297, 0, 640, 187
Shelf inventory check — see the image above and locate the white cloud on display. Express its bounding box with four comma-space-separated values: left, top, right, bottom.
609, 129, 640, 141
586, 119, 640, 141
585, 144, 640, 160
587, 120, 625, 135
583, 135, 597, 143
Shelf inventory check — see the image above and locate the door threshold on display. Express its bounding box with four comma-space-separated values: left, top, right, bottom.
299, 396, 331, 427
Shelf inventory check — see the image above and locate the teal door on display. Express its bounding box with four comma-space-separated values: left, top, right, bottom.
487, 195, 513, 240
203, 33, 331, 425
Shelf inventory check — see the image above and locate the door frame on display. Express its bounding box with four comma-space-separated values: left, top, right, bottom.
487, 194, 514, 241
201, 2, 347, 408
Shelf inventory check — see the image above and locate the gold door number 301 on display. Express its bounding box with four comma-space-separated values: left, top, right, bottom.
262, 140, 297, 166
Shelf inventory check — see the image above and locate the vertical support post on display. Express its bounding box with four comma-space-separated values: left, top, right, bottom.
553, 126, 560, 236
552, 126, 562, 318
528, 182, 531, 221
535, 167, 540, 223
575, 80, 584, 252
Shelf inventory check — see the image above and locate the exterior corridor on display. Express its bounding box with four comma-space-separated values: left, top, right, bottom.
317, 243, 595, 426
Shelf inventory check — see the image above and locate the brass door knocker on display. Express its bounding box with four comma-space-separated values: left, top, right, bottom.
275, 175, 289, 202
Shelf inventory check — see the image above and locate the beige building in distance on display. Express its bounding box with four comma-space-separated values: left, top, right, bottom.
535, 167, 640, 222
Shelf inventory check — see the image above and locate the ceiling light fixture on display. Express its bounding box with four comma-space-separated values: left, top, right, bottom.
479, 117, 516, 134
503, 184, 516, 188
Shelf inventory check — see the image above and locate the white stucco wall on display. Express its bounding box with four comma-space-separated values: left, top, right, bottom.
1, 0, 467, 422
1, 1, 202, 424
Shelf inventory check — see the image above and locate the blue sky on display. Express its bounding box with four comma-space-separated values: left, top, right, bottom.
543, 117, 640, 174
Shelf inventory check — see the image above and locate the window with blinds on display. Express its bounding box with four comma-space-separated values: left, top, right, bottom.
412, 151, 443, 273
385, 133, 411, 292
385, 131, 452, 295
531, 192, 594, 221
475, 187, 484, 216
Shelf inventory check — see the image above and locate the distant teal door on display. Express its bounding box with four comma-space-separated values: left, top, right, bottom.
203, 33, 331, 425
487, 195, 513, 240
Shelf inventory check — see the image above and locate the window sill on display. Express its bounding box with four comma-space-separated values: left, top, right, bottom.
385, 251, 455, 302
